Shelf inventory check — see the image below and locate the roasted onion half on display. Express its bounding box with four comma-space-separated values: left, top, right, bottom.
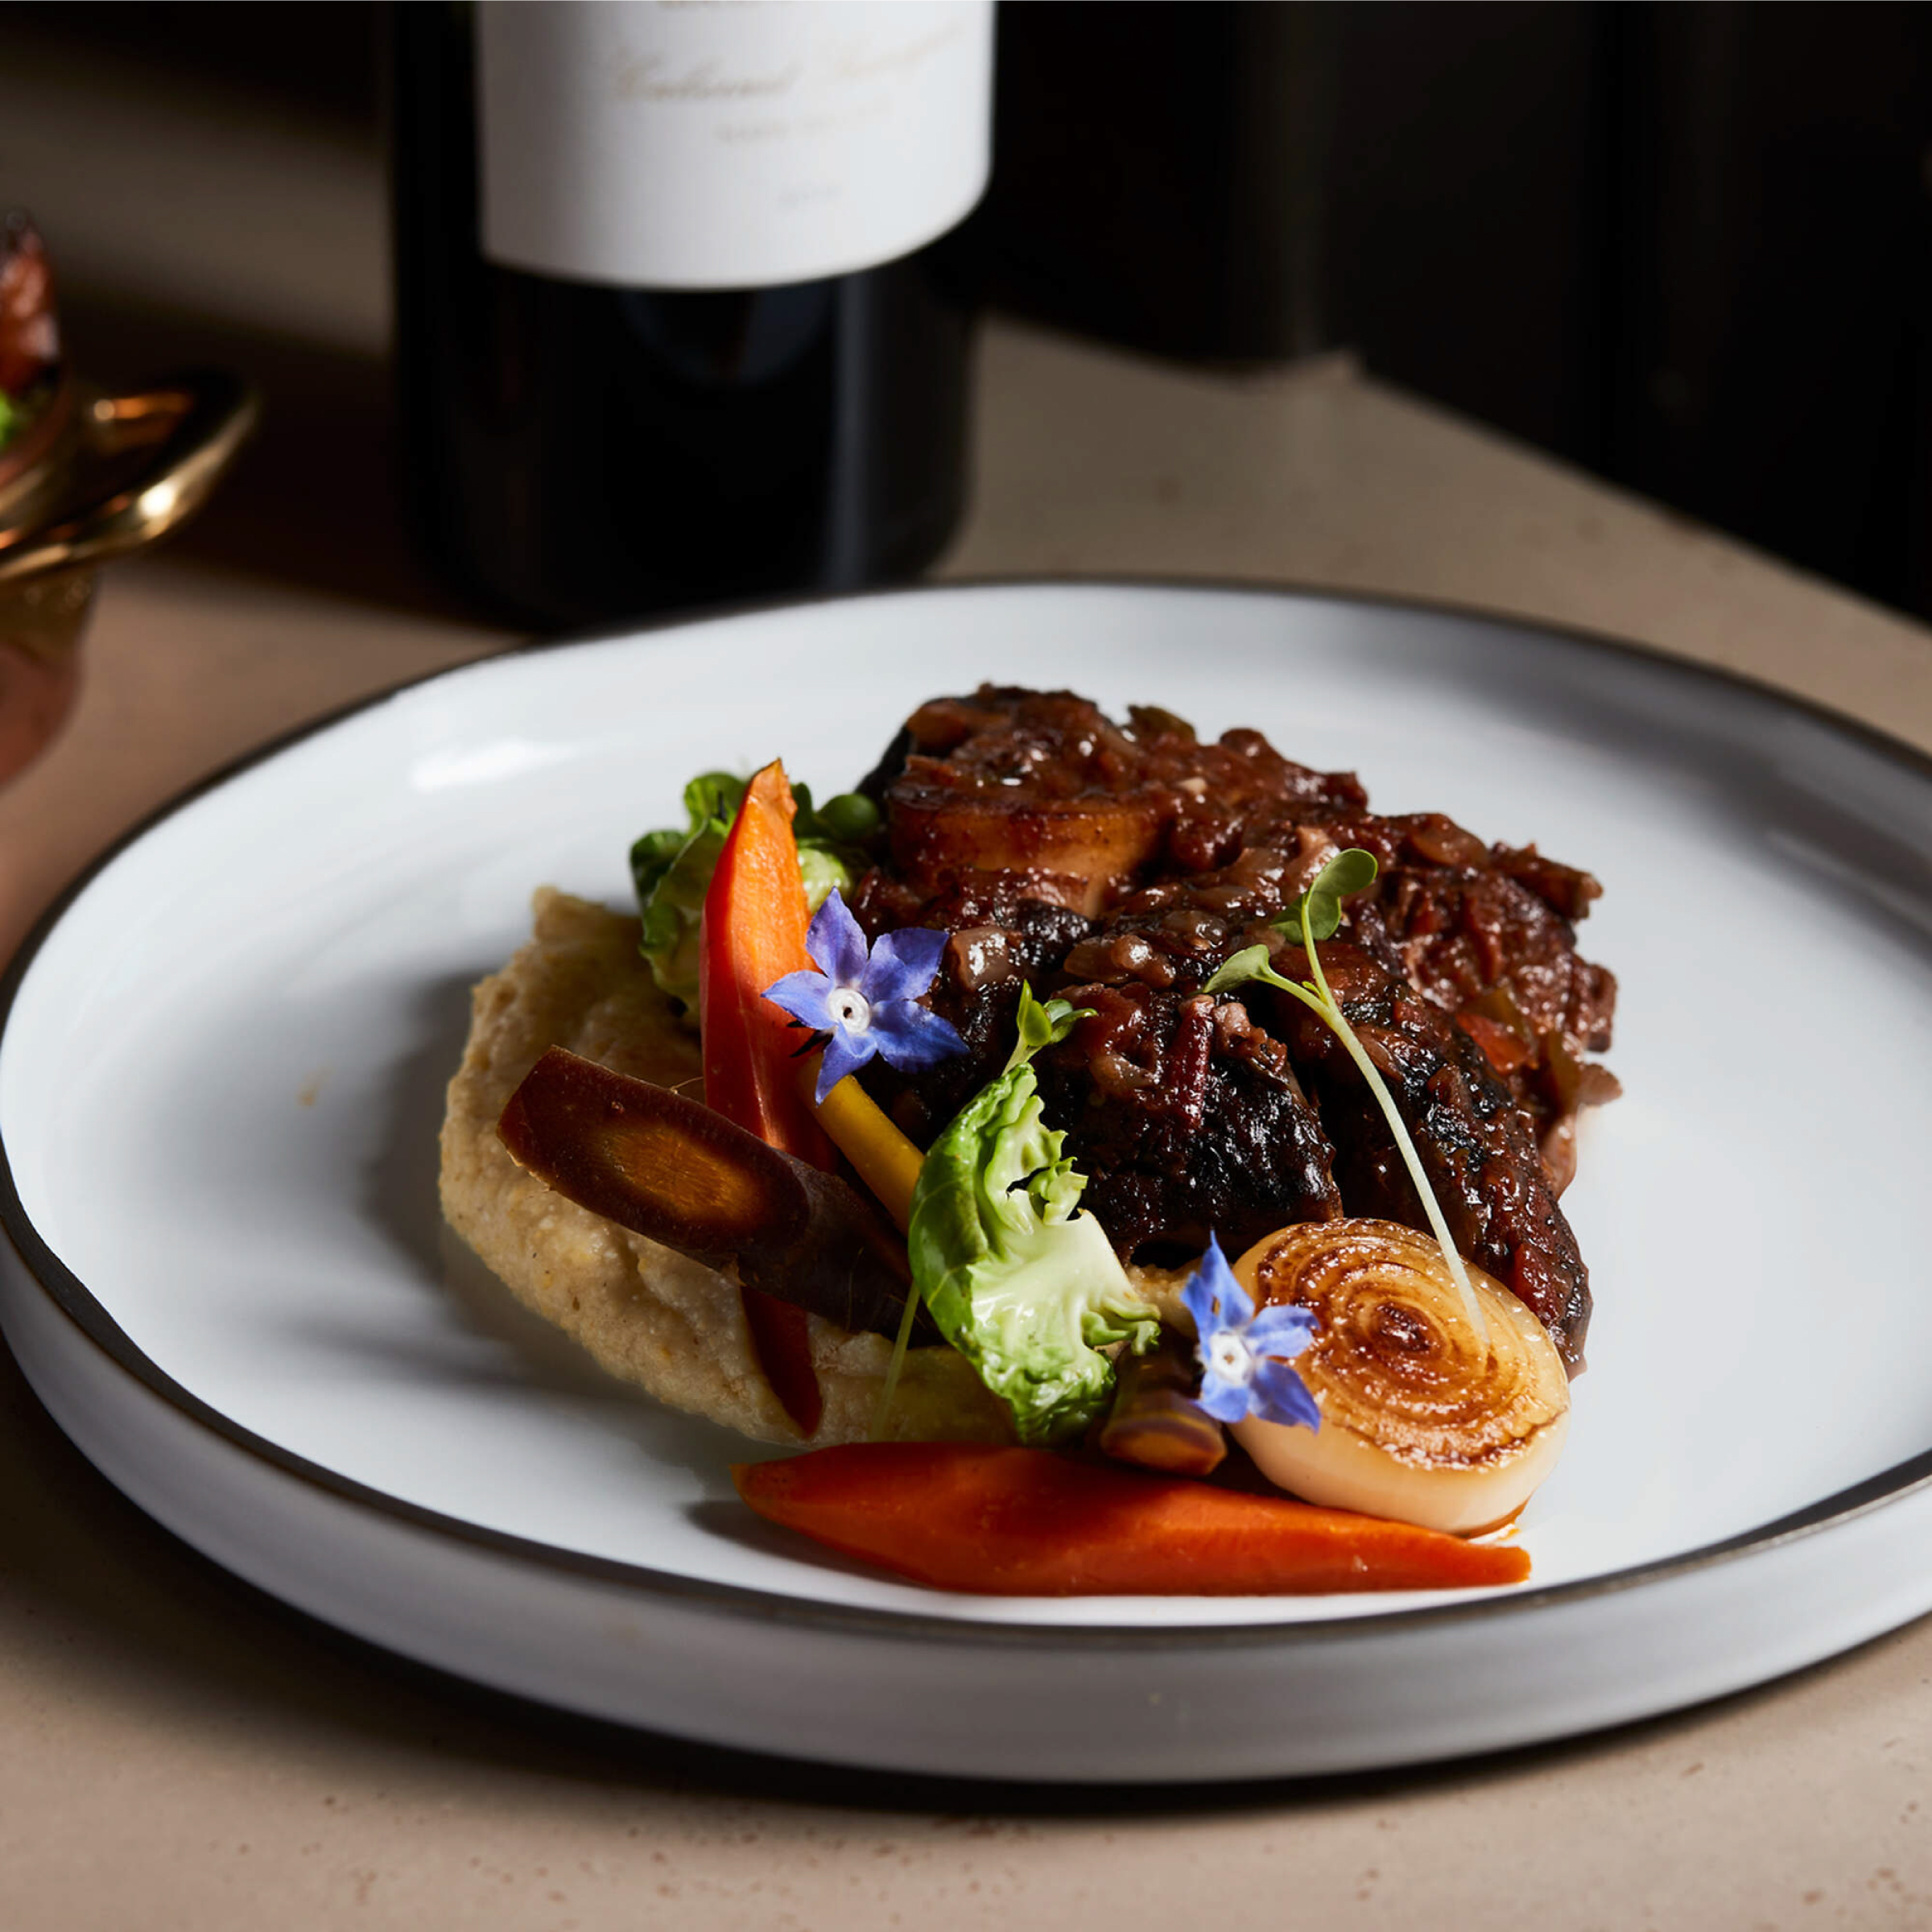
1229, 1220, 1569, 1536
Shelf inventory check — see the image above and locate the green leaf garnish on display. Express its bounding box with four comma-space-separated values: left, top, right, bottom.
1005, 988, 1086, 1073
887, 983, 1157, 1446
1209, 848, 1491, 1345
630, 772, 745, 1010
630, 770, 882, 1011
1274, 844, 1377, 947
1203, 943, 1274, 997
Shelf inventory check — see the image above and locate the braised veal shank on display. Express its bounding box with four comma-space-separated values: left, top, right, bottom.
848, 688, 1616, 1368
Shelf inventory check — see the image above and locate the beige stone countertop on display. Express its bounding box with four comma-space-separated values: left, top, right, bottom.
6, 41, 1932, 1932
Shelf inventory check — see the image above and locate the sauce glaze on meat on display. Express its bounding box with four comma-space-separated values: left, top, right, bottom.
848, 688, 1617, 1368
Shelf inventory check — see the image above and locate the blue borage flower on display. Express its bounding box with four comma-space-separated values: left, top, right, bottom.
1181, 1235, 1322, 1430
765, 888, 967, 1102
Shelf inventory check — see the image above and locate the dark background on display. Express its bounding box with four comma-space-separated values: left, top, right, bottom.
988, 2, 1932, 621
10, 0, 1932, 621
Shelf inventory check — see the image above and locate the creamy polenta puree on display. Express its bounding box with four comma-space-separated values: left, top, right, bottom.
439, 889, 1009, 1445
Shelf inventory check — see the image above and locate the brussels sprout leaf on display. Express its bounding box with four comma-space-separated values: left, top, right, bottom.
900, 985, 1158, 1445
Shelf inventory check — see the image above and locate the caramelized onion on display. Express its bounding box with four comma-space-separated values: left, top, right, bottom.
1229, 1219, 1569, 1535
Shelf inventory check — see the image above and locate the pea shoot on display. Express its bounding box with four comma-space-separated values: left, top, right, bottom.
1204, 848, 1491, 1347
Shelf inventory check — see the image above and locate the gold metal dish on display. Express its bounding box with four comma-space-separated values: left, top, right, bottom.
0, 367, 258, 784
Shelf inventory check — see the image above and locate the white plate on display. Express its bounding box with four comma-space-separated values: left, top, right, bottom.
6, 580, 1932, 1782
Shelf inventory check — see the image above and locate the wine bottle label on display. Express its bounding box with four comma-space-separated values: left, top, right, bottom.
477, 0, 993, 291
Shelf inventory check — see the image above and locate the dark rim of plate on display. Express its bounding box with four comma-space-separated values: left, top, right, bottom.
6, 573, 1932, 1654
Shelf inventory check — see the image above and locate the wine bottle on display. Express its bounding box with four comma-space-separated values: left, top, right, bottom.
390, 1, 992, 628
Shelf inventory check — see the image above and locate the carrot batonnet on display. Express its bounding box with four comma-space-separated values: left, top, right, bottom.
699, 758, 833, 1435
803, 1053, 923, 1232
733, 1443, 1531, 1595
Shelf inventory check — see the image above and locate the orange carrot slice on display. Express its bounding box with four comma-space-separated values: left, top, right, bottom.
733, 1443, 1530, 1595
699, 758, 831, 1433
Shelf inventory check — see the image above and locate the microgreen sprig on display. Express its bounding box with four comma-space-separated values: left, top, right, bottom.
1203, 848, 1491, 1348
871, 1259, 927, 1443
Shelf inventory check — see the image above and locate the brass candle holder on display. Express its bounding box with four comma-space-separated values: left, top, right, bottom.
0, 365, 258, 784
